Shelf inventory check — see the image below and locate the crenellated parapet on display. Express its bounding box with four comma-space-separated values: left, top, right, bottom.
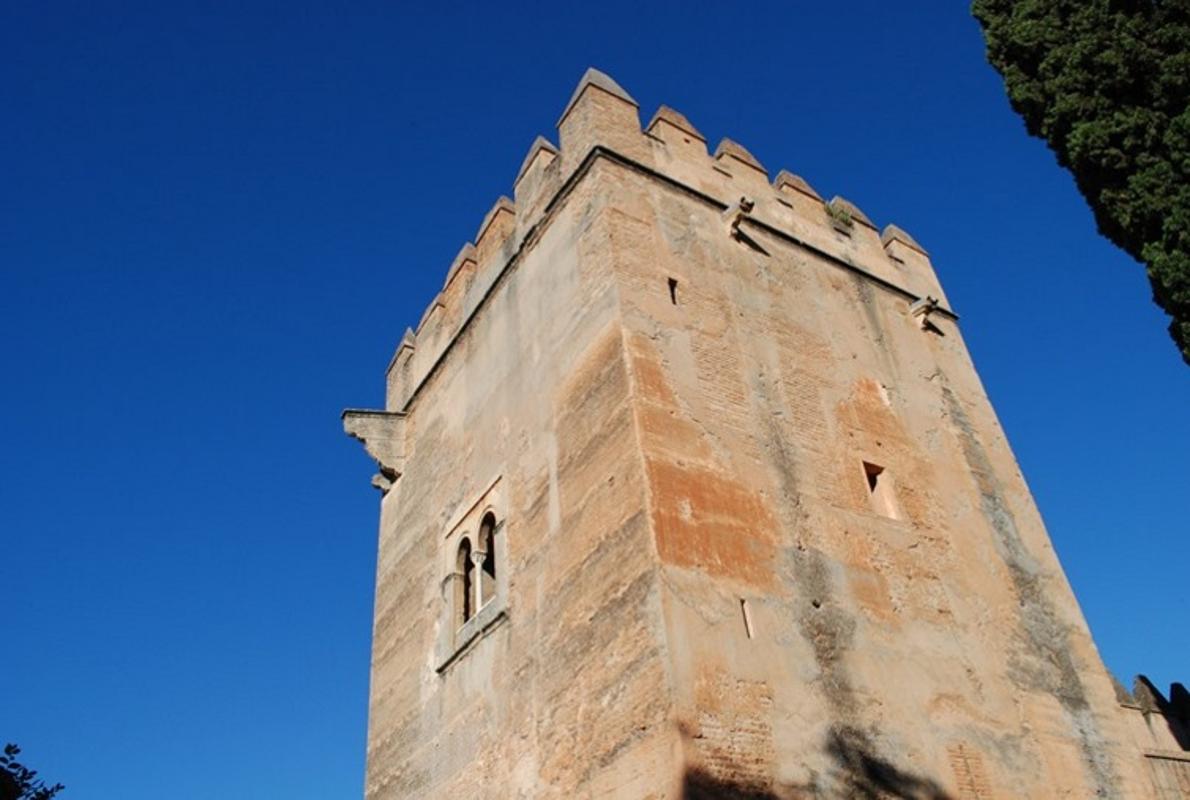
646, 106, 706, 155
443, 242, 477, 296
513, 136, 560, 224
474, 195, 516, 266
1114, 674, 1190, 776
773, 169, 822, 201
357, 66, 958, 450
557, 68, 648, 176
882, 223, 949, 306
384, 327, 416, 412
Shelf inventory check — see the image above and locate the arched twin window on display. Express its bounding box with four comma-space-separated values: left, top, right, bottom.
455, 511, 499, 629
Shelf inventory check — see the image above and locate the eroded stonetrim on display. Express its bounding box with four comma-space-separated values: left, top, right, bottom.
342, 409, 406, 492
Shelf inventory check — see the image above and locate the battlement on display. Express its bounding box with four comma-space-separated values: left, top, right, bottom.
1114, 675, 1190, 779
382, 68, 954, 414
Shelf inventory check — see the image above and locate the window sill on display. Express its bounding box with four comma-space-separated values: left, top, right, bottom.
435, 599, 508, 673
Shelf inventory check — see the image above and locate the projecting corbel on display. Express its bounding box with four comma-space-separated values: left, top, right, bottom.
720, 196, 768, 254
722, 195, 756, 238
342, 409, 407, 493
909, 296, 940, 330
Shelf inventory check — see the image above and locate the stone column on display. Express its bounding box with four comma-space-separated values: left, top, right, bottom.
471, 549, 487, 612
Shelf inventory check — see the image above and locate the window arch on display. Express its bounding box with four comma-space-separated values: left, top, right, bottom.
456, 537, 474, 628
479, 512, 497, 609
435, 494, 509, 672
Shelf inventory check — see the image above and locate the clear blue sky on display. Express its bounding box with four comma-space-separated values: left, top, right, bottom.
2, 2, 1186, 797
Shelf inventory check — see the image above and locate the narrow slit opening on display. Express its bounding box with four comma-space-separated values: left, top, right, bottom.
863, 461, 899, 519
667, 277, 678, 305
740, 598, 754, 639
865, 462, 882, 492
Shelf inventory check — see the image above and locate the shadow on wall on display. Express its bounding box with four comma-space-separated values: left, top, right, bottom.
1115, 674, 1190, 751
1171, 684, 1190, 750
683, 725, 951, 800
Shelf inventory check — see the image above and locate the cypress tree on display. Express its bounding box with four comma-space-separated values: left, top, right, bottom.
972, 0, 1190, 364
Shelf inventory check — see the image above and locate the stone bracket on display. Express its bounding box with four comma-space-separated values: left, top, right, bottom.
722, 195, 756, 238
342, 409, 406, 492
909, 296, 941, 331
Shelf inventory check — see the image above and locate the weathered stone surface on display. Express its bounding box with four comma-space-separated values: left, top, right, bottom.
645, 105, 706, 143
443, 242, 477, 291
345, 69, 1179, 799
514, 135, 558, 185
714, 137, 767, 177
827, 194, 875, 229
773, 169, 822, 201
558, 67, 638, 127
342, 409, 405, 490
882, 222, 927, 255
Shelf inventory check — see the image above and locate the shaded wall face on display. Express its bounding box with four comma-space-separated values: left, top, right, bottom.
364, 170, 677, 799
606, 168, 1151, 798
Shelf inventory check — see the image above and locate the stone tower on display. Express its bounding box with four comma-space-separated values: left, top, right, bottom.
343, 69, 1169, 798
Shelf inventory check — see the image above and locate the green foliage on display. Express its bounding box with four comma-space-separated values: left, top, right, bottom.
826, 200, 854, 228
972, 0, 1190, 364
0, 745, 64, 800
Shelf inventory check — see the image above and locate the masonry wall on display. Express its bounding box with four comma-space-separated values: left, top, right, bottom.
349, 70, 1168, 799
363, 165, 678, 798
605, 156, 1153, 796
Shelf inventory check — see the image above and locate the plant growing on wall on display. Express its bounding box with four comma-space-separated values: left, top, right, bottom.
826, 200, 854, 230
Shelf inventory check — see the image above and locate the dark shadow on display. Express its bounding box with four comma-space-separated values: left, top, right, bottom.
817, 726, 951, 799
921, 318, 946, 336
682, 725, 951, 799
1135, 675, 1190, 751
1171, 683, 1190, 718
1171, 683, 1190, 750
733, 228, 770, 256
683, 769, 777, 800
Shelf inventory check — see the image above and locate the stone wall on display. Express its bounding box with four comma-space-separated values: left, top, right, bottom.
345, 68, 1171, 798
1116, 677, 1190, 799
357, 162, 681, 797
